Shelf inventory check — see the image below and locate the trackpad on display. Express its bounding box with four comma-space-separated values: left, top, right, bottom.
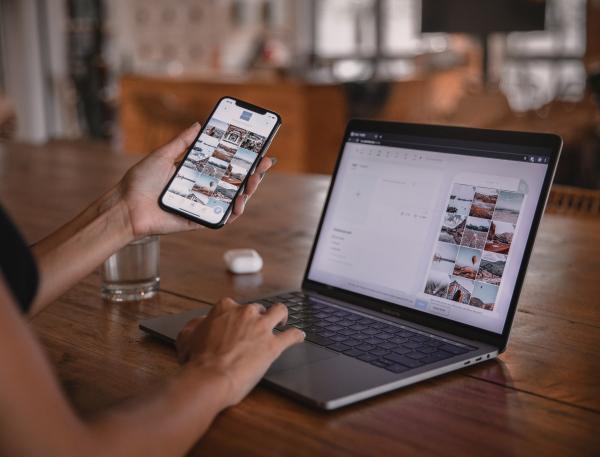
268, 343, 338, 374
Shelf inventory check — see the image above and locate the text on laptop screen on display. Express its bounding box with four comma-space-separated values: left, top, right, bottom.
307, 131, 550, 334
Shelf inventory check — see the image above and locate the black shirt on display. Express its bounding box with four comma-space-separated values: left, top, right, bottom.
0, 206, 38, 312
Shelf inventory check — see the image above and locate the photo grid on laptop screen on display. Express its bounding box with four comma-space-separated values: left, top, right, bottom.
307, 131, 550, 334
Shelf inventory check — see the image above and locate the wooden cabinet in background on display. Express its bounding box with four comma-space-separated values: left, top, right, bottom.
118, 75, 348, 174
117, 66, 510, 174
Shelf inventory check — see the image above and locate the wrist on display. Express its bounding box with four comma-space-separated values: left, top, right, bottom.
97, 186, 136, 244
183, 360, 234, 411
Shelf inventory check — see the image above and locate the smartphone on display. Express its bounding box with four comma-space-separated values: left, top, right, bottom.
159, 97, 281, 229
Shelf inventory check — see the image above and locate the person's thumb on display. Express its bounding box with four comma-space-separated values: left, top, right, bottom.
156, 122, 201, 161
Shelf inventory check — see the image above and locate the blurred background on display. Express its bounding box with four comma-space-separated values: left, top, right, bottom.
0, 0, 599, 188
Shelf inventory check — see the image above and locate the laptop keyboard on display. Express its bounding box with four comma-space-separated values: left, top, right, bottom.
258, 292, 475, 374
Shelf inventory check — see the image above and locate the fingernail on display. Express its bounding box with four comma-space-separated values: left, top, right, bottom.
270, 157, 278, 166
193, 121, 200, 126
301, 331, 306, 339
260, 171, 266, 180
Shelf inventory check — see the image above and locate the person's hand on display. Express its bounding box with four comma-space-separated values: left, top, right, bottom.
118, 123, 276, 238
176, 298, 305, 407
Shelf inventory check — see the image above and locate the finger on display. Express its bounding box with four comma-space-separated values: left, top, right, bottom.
176, 349, 189, 365
244, 172, 262, 198
230, 194, 247, 221
255, 156, 275, 175
184, 218, 202, 230
275, 327, 306, 352
242, 302, 266, 316
176, 317, 204, 363
172, 150, 189, 166
156, 122, 201, 160
228, 158, 274, 223
243, 156, 275, 198
262, 302, 289, 328
212, 297, 239, 315
179, 317, 203, 336
175, 331, 189, 363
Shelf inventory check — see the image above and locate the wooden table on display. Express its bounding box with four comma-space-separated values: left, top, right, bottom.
1, 141, 599, 456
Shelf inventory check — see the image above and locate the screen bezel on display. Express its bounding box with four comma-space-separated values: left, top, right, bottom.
158, 96, 281, 229
302, 120, 562, 350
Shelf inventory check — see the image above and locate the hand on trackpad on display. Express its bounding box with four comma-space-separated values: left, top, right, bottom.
267, 342, 338, 374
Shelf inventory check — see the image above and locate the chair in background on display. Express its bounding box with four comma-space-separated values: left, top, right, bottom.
546, 185, 600, 216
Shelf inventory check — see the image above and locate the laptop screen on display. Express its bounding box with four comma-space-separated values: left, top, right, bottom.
307, 129, 551, 334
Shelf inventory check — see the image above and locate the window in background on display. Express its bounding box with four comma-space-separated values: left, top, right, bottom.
383, 0, 448, 55
314, 0, 588, 111
107, 0, 292, 77
313, 0, 449, 81
501, 0, 587, 111
316, 0, 376, 58
381, 0, 450, 79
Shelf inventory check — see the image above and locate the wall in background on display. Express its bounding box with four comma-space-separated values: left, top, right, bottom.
0, 0, 594, 144
105, 0, 293, 77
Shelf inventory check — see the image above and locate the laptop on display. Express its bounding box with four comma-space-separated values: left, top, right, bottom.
141, 120, 561, 410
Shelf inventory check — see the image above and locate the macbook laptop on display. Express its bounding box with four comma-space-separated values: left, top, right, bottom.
141, 120, 561, 410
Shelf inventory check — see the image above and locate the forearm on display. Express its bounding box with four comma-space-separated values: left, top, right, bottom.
30, 187, 134, 315
86, 365, 229, 457
1, 276, 231, 457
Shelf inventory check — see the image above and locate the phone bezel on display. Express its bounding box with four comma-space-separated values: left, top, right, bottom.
158, 96, 282, 229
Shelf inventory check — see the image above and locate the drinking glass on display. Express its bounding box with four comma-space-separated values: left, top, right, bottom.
101, 235, 160, 301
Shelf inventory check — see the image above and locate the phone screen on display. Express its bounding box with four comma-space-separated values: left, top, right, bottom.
161, 98, 279, 225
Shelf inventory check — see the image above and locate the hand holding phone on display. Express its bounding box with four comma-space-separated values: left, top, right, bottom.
159, 97, 281, 228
